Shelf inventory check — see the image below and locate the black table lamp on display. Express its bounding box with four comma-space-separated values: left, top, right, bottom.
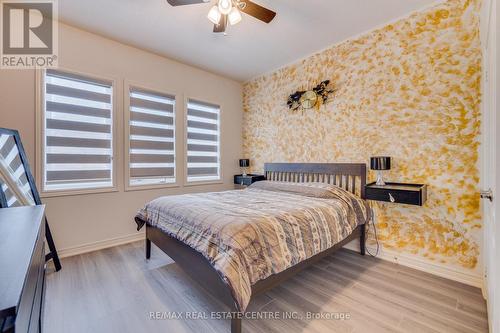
370, 156, 391, 186
239, 159, 250, 176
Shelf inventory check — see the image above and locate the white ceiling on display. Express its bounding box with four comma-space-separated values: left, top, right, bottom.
59, 0, 439, 82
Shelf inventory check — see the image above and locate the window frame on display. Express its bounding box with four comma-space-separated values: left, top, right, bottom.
124, 80, 181, 192
35, 68, 119, 197
183, 95, 223, 187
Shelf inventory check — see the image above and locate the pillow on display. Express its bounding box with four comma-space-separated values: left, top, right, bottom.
249, 180, 371, 225
248, 180, 352, 199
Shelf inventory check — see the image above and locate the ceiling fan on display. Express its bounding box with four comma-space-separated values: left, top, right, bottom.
166, 0, 276, 33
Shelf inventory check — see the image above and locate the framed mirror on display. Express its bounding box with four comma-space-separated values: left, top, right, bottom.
0, 127, 61, 271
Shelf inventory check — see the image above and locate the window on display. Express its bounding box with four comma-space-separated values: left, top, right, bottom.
41, 69, 114, 192
127, 87, 176, 187
186, 99, 220, 182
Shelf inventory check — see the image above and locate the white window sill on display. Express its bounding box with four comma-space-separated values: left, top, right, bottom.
124, 182, 180, 192
183, 179, 224, 187
40, 186, 119, 198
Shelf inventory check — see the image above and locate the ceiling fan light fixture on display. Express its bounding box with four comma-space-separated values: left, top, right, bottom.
228, 7, 242, 25
207, 5, 221, 24
218, 0, 232, 15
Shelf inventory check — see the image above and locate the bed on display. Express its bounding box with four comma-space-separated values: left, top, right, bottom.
135, 163, 369, 333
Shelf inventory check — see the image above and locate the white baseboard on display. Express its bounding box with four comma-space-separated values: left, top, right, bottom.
57, 233, 482, 289
343, 241, 483, 288
58, 232, 145, 258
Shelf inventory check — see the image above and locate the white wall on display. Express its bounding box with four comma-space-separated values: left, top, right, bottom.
0, 23, 243, 255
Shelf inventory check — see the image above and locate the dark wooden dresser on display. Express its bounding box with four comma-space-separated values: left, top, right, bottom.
0, 206, 46, 333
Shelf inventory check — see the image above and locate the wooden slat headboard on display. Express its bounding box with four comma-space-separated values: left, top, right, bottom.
264, 163, 367, 199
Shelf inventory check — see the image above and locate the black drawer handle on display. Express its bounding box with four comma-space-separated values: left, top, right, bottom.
388, 193, 396, 203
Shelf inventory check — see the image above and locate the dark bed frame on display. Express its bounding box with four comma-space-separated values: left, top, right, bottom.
144, 163, 367, 333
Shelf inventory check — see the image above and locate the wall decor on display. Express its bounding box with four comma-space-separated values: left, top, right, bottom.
287, 80, 335, 111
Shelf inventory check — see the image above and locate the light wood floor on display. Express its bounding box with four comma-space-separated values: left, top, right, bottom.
43, 241, 488, 333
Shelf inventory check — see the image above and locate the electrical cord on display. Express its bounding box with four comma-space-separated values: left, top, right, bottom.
365, 207, 380, 257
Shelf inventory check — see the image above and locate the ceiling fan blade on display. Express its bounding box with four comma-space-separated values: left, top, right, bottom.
213, 15, 227, 33
166, 0, 207, 6
240, 0, 276, 23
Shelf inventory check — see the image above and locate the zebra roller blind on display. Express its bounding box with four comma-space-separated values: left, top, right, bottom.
128, 87, 176, 186
186, 99, 220, 182
43, 69, 114, 191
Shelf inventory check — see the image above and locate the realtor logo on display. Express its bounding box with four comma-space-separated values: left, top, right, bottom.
1, 0, 58, 68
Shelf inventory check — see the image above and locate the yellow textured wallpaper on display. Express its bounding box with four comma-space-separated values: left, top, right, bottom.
242, 0, 482, 270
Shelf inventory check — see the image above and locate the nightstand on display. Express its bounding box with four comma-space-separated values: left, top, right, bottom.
365, 182, 427, 206
234, 174, 266, 187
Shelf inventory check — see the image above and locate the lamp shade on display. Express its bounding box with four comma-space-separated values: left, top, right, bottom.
228, 7, 242, 25
207, 5, 221, 24
239, 159, 250, 168
370, 156, 391, 170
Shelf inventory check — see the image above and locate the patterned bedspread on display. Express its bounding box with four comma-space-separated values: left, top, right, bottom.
135, 181, 370, 311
